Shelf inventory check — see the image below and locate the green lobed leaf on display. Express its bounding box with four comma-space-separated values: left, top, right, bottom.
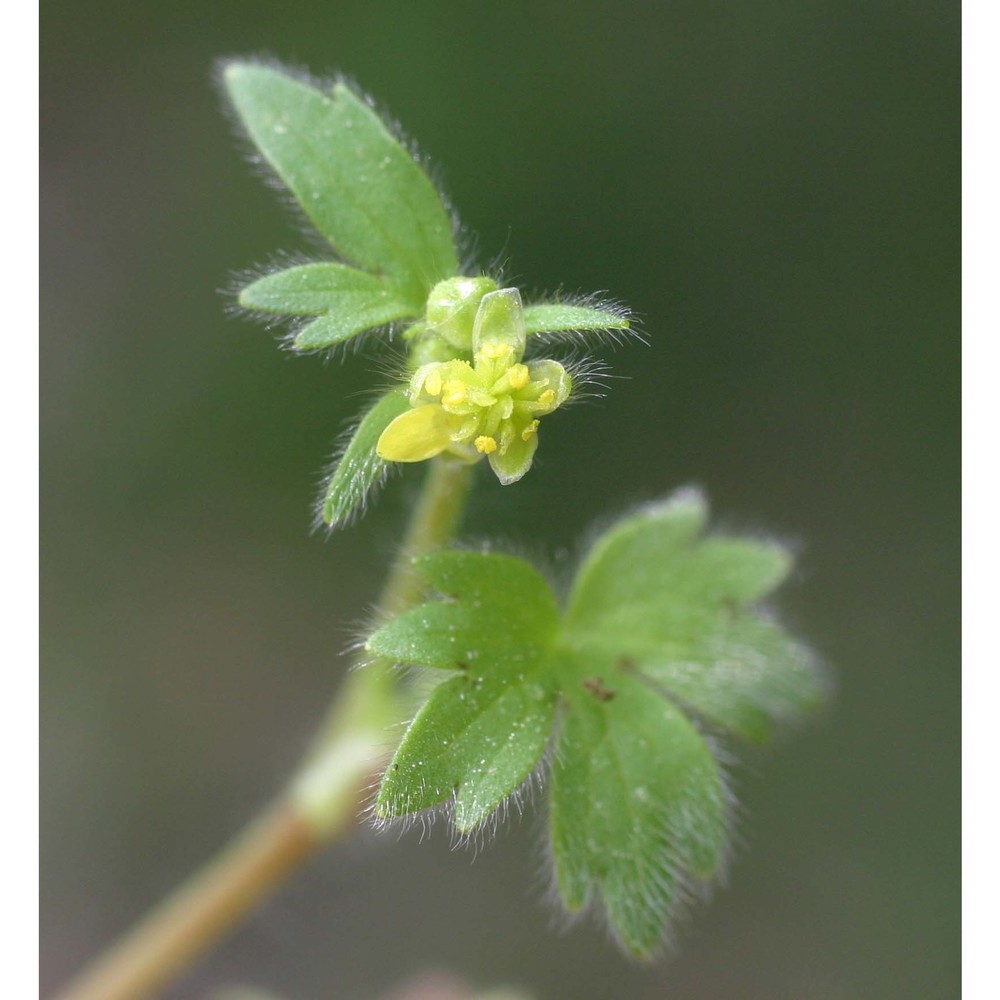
564, 491, 825, 741
368, 551, 560, 830
523, 302, 630, 337
638, 612, 823, 743
550, 673, 726, 955
322, 390, 410, 527
367, 491, 825, 952
366, 551, 558, 672
375, 670, 555, 831
222, 63, 459, 301
240, 263, 422, 351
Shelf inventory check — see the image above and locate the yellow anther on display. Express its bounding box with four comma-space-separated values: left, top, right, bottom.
442, 380, 468, 406
480, 342, 511, 361
521, 419, 540, 441
537, 389, 556, 408
423, 369, 443, 397
508, 363, 530, 390
475, 435, 498, 454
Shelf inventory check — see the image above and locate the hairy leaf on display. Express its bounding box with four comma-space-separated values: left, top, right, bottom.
370, 552, 559, 830
638, 611, 822, 743
367, 491, 825, 953
550, 674, 726, 954
322, 391, 410, 527
223, 63, 459, 301
239, 263, 413, 315
239, 264, 422, 351
292, 308, 414, 352
523, 302, 630, 338
566, 492, 823, 741
244, 263, 421, 351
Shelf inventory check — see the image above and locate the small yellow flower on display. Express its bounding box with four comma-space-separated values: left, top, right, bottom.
377, 288, 571, 484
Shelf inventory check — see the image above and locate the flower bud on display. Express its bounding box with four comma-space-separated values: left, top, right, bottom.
425, 276, 499, 350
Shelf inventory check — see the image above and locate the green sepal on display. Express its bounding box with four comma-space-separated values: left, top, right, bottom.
222, 63, 459, 301
472, 288, 526, 357
426, 276, 500, 350
487, 429, 538, 485
322, 390, 410, 527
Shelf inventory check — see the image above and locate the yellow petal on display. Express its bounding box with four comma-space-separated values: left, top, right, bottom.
376, 405, 458, 462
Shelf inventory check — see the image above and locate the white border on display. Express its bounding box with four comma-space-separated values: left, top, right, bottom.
963, 2, 992, 996
11, 2, 39, 997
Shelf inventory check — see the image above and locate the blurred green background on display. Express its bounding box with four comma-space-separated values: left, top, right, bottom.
41, 1, 959, 998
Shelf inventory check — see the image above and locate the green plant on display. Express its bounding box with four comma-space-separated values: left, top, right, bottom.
56, 60, 826, 1000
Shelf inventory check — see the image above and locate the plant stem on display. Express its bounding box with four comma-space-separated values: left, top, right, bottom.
380, 457, 474, 617
52, 803, 316, 1000
54, 458, 474, 1000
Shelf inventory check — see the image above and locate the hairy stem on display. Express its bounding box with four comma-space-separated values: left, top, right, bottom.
54, 458, 474, 1000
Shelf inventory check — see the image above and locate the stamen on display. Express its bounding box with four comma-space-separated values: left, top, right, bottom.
521, 419, 540, 441
508, 364, 530, 390
442, 380, 468, 406
480, 342, 511, 361
474, 435, 498, 454
537, 389, 556, 408
423, 369, 443, 397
